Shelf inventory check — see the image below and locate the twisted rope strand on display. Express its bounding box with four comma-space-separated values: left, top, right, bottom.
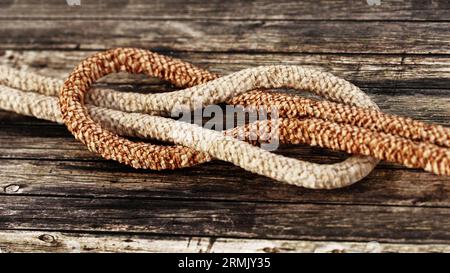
229, 118, 449, 175
230, 91, 450, 148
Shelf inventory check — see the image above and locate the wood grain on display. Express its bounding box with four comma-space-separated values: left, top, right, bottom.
1, 20, 450, 54
1, 230, 449, 253
3, 50, 450, 90
1, 195, 450, 243
0, 158, 449, 207
0, 0, 449, 21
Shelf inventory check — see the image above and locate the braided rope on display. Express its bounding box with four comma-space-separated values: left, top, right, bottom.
231, 91, 450, 148
0, 82, 378, 189
59, 49, 383, 189
0, 48, 449, 189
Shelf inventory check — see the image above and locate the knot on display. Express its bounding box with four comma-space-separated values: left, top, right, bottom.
58, 48, 449, 188
0, 48, 449, 189
58, 48, 380, 189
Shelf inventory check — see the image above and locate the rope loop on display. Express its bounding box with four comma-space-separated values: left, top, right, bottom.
59, 48, 380, 189
0, 48, 447, 189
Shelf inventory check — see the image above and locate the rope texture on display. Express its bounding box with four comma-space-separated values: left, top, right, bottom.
59, 48, 385, 189
0, 48, 448, 189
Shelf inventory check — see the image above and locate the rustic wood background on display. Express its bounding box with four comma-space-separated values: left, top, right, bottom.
0, 0, 449, 253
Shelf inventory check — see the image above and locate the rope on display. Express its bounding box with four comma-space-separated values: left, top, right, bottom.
0, 66, 378, 189
0, 48, 449, 189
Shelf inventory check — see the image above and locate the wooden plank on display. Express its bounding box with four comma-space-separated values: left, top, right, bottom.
1, 195, 449, 243
0, 158, 449, 207
3, 50, 450, 90
1, 20, 450, 54
1, 230, 449, 253
0, 0, 449, 21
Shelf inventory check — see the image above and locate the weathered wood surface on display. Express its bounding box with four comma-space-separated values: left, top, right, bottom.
2, 231, 450, 253
0, 0, 449, 252
0, 0, 449, 21
2, 195, 450, 243
2, 20, 450, 54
